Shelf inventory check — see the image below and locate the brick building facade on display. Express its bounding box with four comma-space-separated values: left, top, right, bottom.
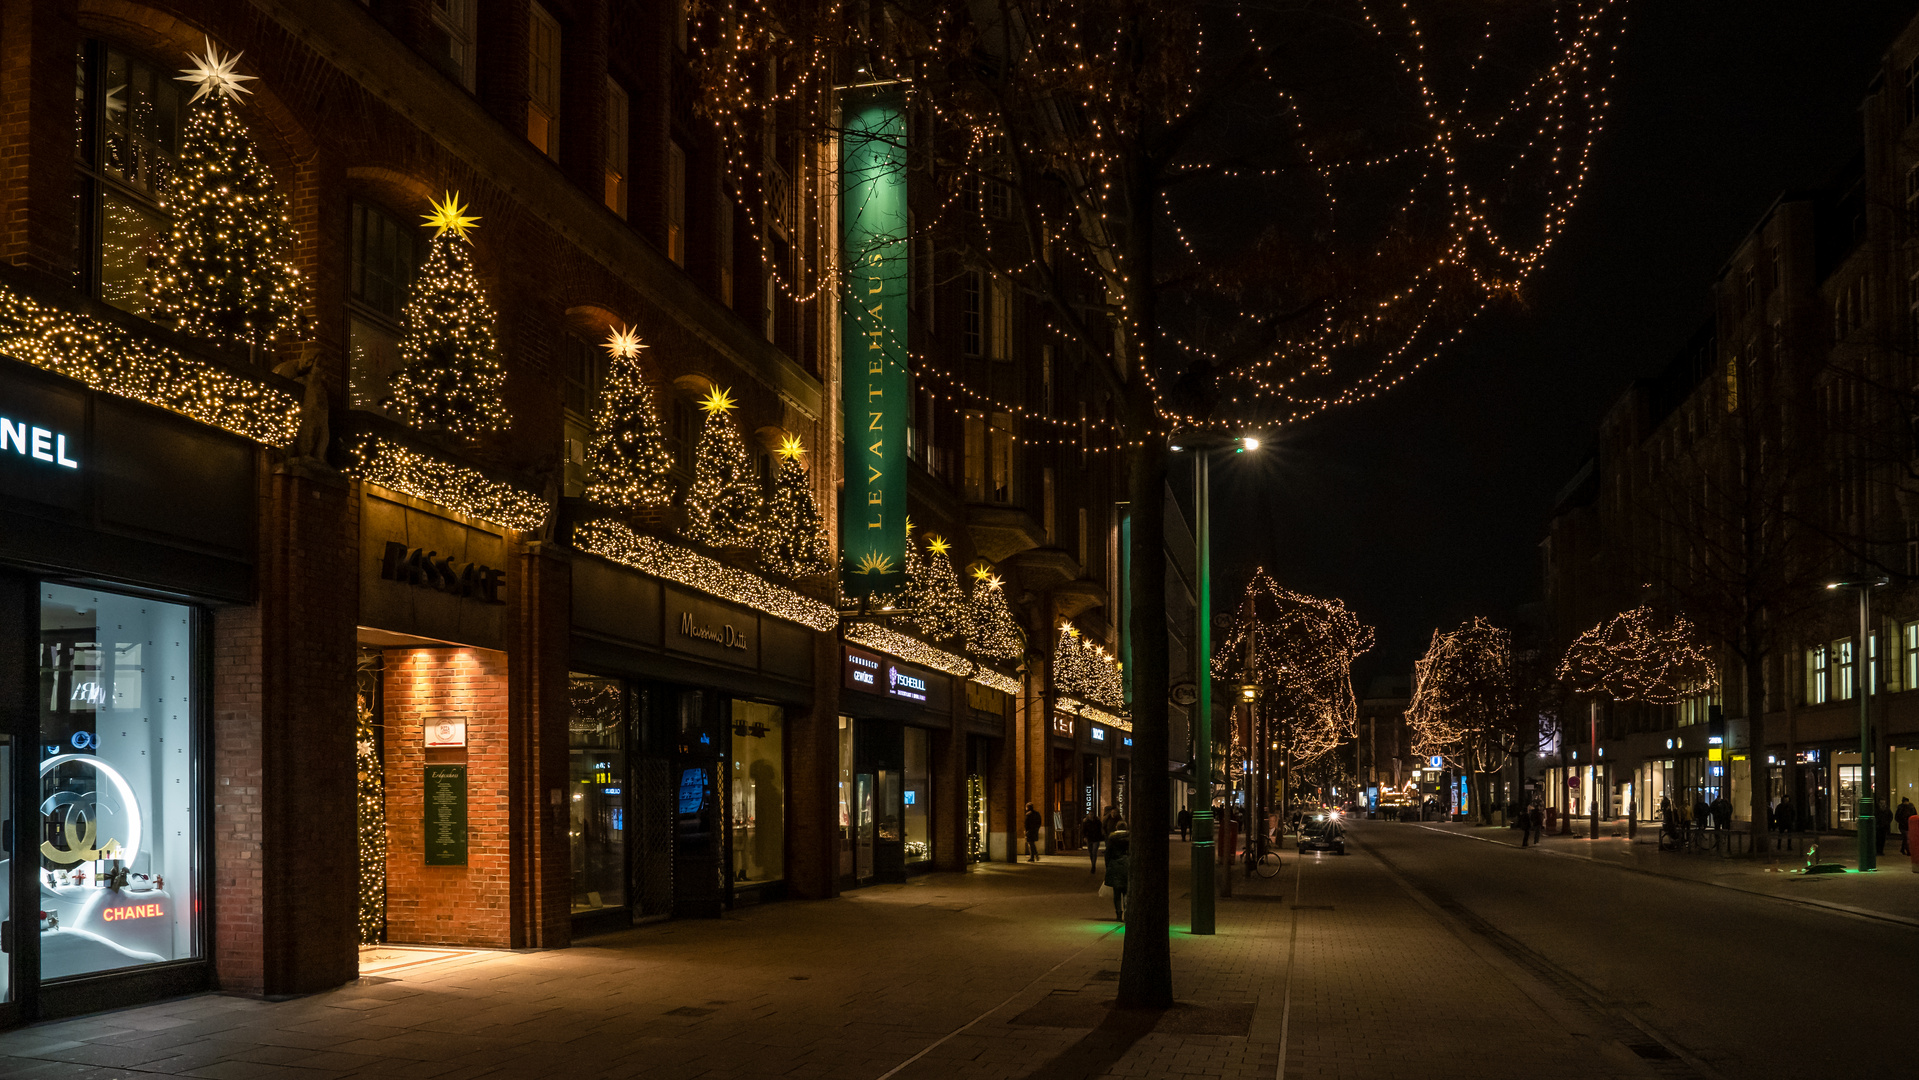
0, 0, 1146, 1026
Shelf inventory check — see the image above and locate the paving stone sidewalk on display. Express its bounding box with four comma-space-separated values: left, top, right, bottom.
0, 844, 1666, 1080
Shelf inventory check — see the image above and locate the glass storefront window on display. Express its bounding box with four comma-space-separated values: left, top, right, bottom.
730, 701, 784, 884
38, 583, 198, 979
568, 674, 625, 913
1836, 754, 1861, 826
903, 726, 930, 864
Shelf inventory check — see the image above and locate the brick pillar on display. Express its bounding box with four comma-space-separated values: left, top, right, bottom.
1019, 594, 1057, 856
508, 541, 571, 948
0, 0, 78, 274
214, 460, 359, 996
785, 628, 841, 899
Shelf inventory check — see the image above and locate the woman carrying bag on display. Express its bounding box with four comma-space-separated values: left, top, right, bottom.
1100, 822, 1131, 921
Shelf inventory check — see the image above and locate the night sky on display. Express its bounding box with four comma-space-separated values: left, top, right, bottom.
1194, 2, 1919, 684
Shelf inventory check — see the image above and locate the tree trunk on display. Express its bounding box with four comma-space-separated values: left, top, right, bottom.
1118, 430, 1172, 1008
1115, 139, 1173, 1006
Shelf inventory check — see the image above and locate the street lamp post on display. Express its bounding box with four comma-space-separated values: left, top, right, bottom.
1828, 574, 1888, 872
1174, 433, 1259, 935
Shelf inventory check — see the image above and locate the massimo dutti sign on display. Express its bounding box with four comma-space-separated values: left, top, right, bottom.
665, 587, 759, 668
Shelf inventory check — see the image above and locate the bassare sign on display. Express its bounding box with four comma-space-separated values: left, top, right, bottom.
0, 414, 79, 469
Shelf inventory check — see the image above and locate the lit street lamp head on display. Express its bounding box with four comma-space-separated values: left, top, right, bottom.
1827, 575, 1890, 590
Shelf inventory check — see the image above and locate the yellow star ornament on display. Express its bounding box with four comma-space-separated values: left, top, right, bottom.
971, 564, 993, 581
424, 192, 480, 241
927, 535, 951, 556
777, 434, 806, 460
604, 325, 644, 360
699, 386, 738, 415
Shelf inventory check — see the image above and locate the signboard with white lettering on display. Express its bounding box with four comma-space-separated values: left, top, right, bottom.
843, 646, 950, 712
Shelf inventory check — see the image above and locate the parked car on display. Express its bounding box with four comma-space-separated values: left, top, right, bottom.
1296, 812, 1346, 855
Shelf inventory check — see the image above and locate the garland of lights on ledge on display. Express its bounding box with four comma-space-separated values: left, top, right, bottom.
844, 621, 1021, 697
1057, 696, 1132, 734
575, 520, 838, 632
343, 434, 549, 533
1053, 626, 1126, 712
0, 279, 299, 446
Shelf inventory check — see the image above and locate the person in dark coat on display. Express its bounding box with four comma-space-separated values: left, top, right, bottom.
1024, 803, 1042, 862
1103, 823, 1131, 920
1772, 797, 1794, 835
1080, 812, 1105, 871
1176, 806, 1192, 841
1693, 795, 1711, 831
1710, 794, 1732, 832
1528, 801, 1545, 846
1896, 798, 1915, 856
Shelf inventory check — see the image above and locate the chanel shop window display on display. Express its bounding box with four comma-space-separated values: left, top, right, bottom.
35, 585, 201, 982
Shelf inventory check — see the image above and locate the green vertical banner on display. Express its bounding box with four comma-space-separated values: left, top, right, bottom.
841, 91, 908, 598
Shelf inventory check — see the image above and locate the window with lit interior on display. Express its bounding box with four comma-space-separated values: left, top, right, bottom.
38, 583, 200, 980
73, 41, 183, 317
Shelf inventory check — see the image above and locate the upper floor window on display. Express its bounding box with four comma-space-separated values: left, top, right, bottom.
347, 201, 417, 412
962, 269, 985, 356
718, 196, 736, 307
1904, 619, 1919, 691
1906, 55, 1919, 125
428, 0, 478, 91
605, 78, 629, 217
1835, 638, 1856, 701
989, 276, 1012, 360
1807, 644, 1829, 705
73, 40, 183, 316
527, 3, 562, 158
667, 141, 688, 265
963, 410, 1016, 503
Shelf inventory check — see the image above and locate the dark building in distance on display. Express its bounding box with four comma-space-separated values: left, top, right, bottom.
1538, 9, 1919, 835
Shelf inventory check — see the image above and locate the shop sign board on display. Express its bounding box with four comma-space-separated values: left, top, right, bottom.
665, 587, 760, 668
362, 493, 509, 650
425, 719, 467, 748
839, 90, 909, 598
842, 646, 949, 711
425, 764, 468, 865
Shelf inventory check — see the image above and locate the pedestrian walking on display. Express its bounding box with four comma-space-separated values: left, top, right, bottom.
1023, 803, 1042, 862
1896, 798, 1915, 856
1527, 801, 1544, 846
1102, 822, 1131, 921
1517, 801, 1534, 847
1080, 812, 1105, 872
1772, 797, 1794, 835
1692, 795, 1710, 831
1176, 806, 1192, 841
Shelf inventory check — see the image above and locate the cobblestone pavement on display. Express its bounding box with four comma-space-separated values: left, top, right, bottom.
0, 826, 1768, 1080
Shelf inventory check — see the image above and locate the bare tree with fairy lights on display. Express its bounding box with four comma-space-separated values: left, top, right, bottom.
1408, 617, 1527, 825
149, 39, 300, 353
1211, 570, 1374, 818
386, 193, 511, 437
693, 0, 1623, 1004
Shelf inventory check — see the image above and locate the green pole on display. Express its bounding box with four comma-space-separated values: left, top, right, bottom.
1192, 452, 1215, 934
1857, 584, 1876, 872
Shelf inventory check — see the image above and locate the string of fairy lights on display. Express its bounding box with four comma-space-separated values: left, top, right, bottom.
1557, 605, 1717, 705
343, 434, 549, 533
688, 0, 1624, 442
1210, 569, 1374, 765
1053, 625, 1126, 713
576, 520, 840, 631
844, 620, 1022, 697
0, 279, 300, 445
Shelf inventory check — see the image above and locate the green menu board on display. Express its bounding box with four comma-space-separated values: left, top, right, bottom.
425, 764, 468, 866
